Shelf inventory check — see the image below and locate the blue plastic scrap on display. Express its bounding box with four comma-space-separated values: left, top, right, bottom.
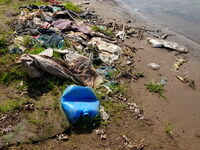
96, 66, 117, 79
61, 85, 100, 124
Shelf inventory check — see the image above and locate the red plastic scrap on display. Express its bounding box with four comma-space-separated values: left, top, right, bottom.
44, 0, 60, 4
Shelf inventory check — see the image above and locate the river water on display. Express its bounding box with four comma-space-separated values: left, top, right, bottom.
121, 0, 200, 43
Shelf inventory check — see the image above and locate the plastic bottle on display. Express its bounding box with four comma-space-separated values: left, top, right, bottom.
61, 85, 100, 124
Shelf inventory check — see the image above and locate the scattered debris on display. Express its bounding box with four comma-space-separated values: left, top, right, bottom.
0, 111, 21, 135
126, 60, 132, 65
57, 133, 68, 141
127, 103, 144, 120
176, 75, 196, 89
96, 66, 117, 79
160, 77, 168, 86
100, 106, 109, 122
147, 38, 188, 53
116, 93, 127, 101
173, 57, 188, 70
147, 30, 168, 39
147, 63, 160, 70
116, 25, 126, 41
89, 37, 122, 64
24, 101, 34, 111
122, 135, 145, 149
95, 129, 107, 140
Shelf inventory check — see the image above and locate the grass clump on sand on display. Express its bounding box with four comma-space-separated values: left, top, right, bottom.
145, 80, 166, 99
0, 55, 26, 85
0, 0, 12, 5
0, 99, 26, 113
65, 1, 81, 13
0, 36, 7, 55
165, 123, 175, 137
91, 25, 113, 36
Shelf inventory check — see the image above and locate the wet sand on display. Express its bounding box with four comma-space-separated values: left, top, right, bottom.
117, 0, 200, 61
121, 0, 200, 44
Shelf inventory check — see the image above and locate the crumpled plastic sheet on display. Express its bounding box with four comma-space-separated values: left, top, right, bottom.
147, 38, 188, 53
52, 19, 72, 31
20, 52, 103, 87
52, 19, 91, 34
89, 37, 122, 64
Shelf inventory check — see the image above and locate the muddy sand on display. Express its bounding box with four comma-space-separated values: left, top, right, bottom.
1, 0, 200, 149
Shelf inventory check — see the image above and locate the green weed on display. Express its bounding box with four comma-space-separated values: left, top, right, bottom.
91, 25, 113, 36
63, 39, 71, 49
27, 118, 44, 126
0, 99, 26, 113
53, 51, 62, 59
108, 70, 120, 79
0, 36, 7, 54
27, 0, 47, 6
0, 0, 12, 5
165, 123, 175, 137
0, 64, 26, 85
94, 87, 107, 100
28, 46, 45, 54
22, 35, 32, 48
137, 72, 144, 77
145, 80, 166, 99
101, 101, 126, 113
65, 1, 81, 13
0, 72, 11, 84
108, 82, 127, 94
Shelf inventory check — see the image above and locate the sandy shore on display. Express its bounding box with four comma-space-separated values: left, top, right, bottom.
73, 0, 200, 149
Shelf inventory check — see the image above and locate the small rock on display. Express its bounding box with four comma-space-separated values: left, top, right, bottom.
147, 63, 160, 70
160, 77, 168, 86
126, 61, 132, 65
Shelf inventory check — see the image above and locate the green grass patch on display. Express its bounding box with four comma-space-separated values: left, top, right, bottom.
27, 118, 44, 126
91, 25, 113, 36
22, 35, 32, 48
94, 87, 107, 100
65, 1, 81, 13
108, 82, 127, 94
0, 99, 26, 113
165, 123, 175, 137
145, 80, 166, 99
0, 58, 26, 85
0, 0, 12, 5
53, 51, 62, 59
0, 36, 7, 55
28, 46, 45, 54
136, 71, 144, 78
27, 0, 47, 6
63, 39, 71, 49
101, 101, 126, 113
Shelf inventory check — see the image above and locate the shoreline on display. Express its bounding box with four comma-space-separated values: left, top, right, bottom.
116, 0, 200, 61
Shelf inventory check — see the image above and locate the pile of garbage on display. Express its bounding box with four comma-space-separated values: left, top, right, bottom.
10, 2, 127, 88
